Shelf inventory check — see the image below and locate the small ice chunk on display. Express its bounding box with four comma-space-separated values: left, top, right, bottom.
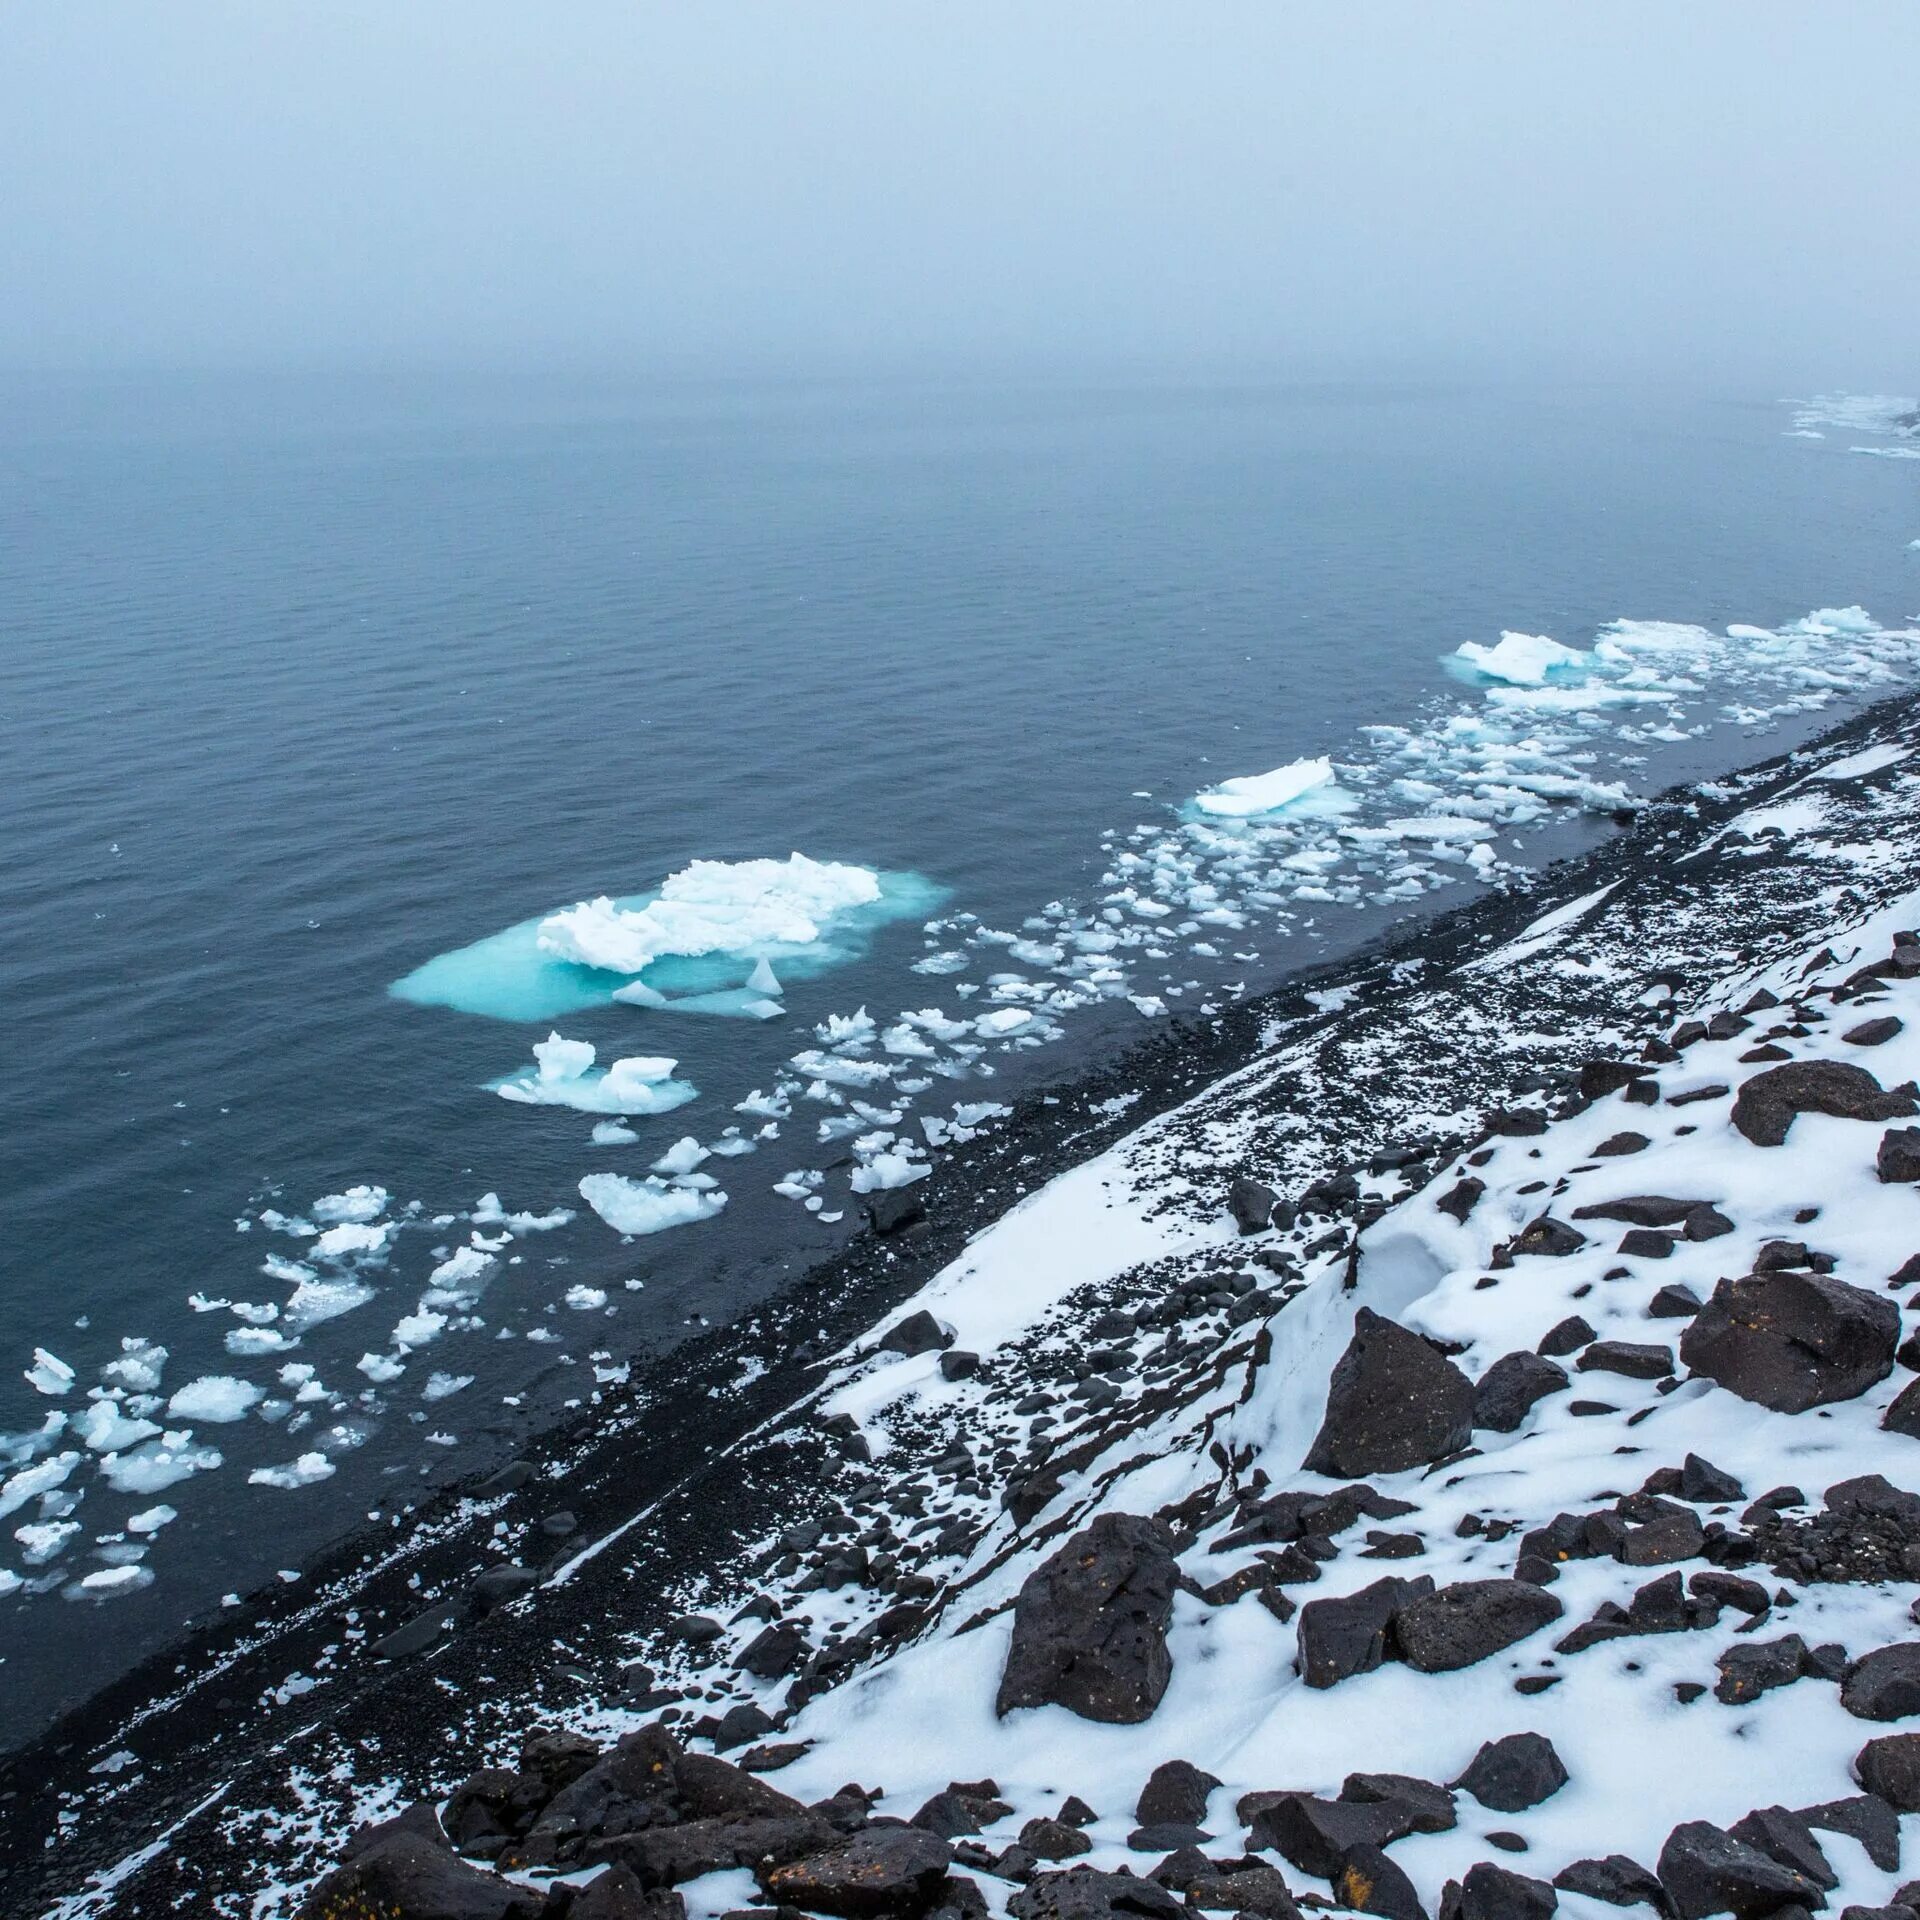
564, 1285, 608, 1310
650, 1136, 710, 1177
422, 1372, 471, 1401
591, 1120, 638, 1146
99, 1437, 222, 1495
747, 956, 781, 995
100, 1340, 167, 1393
311, 1220, 392, 1261
24, 1349, 75, 1397
310, 1185, 389, 1225
357, 1352, 406, 1384
16, 1520, 81, 1564
167, 1377, 264, 1424
249, 1452, 336, 1490
76, 1401, 162, 1454
0, 1450, 82, 1520
974, 1007, 1033, 1037
126, 1504, 177, 1534
74, 1565, 153, 1597
578, 1172, 728, 1236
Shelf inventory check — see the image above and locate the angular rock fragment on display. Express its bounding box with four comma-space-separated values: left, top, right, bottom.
1474, 1353, 1570, 1434
1296, 1575, 1433, 1688
1656, 1820, 1827, 1919
997, 1514, 1177, 1723
1537, 1317, 1596, 1359
1843, 1644, 1920, 1722
1880, 1130, 1920, 1185
1855, 1734, 1920, 1811
1578, 1341, 1675, 1380
758, 1828, 955, 1919
1715, 1635, 1813, 1705
1332, 1843, 1425, 1920
1008, 1868, 1185, 1920
1303, 1310, 1474, 1478
1392, 1581, 1563, 1673
1552, 1856, 1667, 1909
879, 1310, 955, 1358
1681, 1272, 1898, 1412
297, 1831, 547, 1920
1453, 1734, 1568, 1814
1730, 1061, 1916, 1148
1727, 1808, 1835, 1892
1440, 1863, 1557, 1920
1137, 1760, 1221, 1827
1341, 1773, 1456, 1833
1230, 1178, 1281, 1235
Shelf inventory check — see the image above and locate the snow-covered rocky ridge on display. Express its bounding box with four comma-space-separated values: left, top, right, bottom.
23, 696, 1920, 1920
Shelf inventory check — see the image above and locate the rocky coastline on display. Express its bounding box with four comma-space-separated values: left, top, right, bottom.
19, 689, 1920, 1920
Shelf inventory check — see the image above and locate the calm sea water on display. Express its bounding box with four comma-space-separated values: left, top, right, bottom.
2, 369, 1914, 1738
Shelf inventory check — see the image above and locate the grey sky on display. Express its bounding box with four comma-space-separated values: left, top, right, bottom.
3, 3, 1914, 379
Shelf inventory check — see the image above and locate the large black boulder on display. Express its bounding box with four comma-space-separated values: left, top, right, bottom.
1656, 1820, 1827, 1918
1552, 1857, 1667, 1910
298, 1831, 547, 1919
758, 1828, 955, 1919
1843, 1644, 1920, 1722
1332, 1843, 1427, 1920
1855, 1734, 1920, 1810
1440, 1863, 1558, 1920
997, 1514, 1177, 1723
1680, 1272, 1898, 1412
1008, 1868, 1186, 1920
1295, 1575, 1434, 1689
1453, 1735, 1568, 1814
879, 1310, 954, 1358
1303, 1310, 1475, 1478
1392, 1581, 1563, 1673
1230, 1178, 1282, 1235
1246, 1793, 1421, 1878
1137, 1760, 1222, 1827
1474, 1353, 1570, 1434
1730, 1061, 1916, 1148
571, 1865, 688, 1919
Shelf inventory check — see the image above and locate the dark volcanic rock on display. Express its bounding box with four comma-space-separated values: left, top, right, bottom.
1730, 1061, 1916, 1148
1680, 1273, 1898, 1412
1246, 1794, 1421, 1877
758, 1828, 955, 1919
879, 1310, 954, 1358
1440, 1862, 1558, 1920
1137, 1760, 1222, 1827
299, 1831, 546, 1919
1008, 1868, 1185, 1920
1341, 1773, 1457, 1834
1392, 1581, 1564, 1673
1798, 1795, 1900, 1872
1657, 1820, 1826, 1919
1552, 1857, 1667, 1909
571, 1866, 687, 1920
1230, 1178, 1282, 1235
1454, 1734, 1569, 1813
1332, 1843, 1427, 1920
997, 1513, 1177, 1723
1578, 1341, 1675, 1380
869, 1187, 927, 1235
1537, 1317, 1597, 1359
1513, 1217, 1587, 1258
1186, 1867, 1303, 1918
1855, 1734, 1920, 1810
1727, 1808, 1835, 1893
1715, 1635, 1813, 1706
1474, 1353, 1570, 1434
1303, 1309, 1474, 1478
1843, 1644, 1920, 1722
1880, 1130, 1920, 1185
1296, 1575, 1434, 1688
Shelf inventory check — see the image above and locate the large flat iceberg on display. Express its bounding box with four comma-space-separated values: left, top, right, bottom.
1193, 756, 1336, 819
391, 856, 945, 1022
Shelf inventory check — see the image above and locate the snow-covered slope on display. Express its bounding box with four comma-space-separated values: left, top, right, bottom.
29, 703, 1920, 1920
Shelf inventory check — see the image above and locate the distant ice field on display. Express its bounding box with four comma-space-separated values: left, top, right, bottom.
0, 369, 1915, 1741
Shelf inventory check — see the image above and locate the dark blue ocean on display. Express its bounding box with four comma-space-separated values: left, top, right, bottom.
2, 369, 1915, 1737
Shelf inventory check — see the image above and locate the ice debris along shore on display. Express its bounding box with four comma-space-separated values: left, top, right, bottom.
5, 605, 1918, 1631
215, 713, 1920, 1920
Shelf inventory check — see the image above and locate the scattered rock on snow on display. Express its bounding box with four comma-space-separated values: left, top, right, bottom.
997, 1514, 1177, 1723
1391, 1581, 1564, 1674
1730, 1061, 1917, 1148
1303, 1310, 1475, 1478
1680, 1272, 1898, 1412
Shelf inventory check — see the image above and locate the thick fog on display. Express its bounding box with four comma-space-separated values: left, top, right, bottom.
2, 3, 1913, 381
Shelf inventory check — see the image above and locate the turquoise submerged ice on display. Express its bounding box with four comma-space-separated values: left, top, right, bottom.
392, 854, 945, 1022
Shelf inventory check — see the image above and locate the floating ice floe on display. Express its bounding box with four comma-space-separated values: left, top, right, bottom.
577, 1172, 729, 1236
1451, 629, 1589, 686
391, 854, 944, 1021
248, 1453, 335, 1490
309, 1186, 388, 1226
166, 1377, 264, 1424
1193, 755, 1337, 818
24, 1348, 75, 1397
495, 1034, 698, 1116
98, 1436, 221, 1496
